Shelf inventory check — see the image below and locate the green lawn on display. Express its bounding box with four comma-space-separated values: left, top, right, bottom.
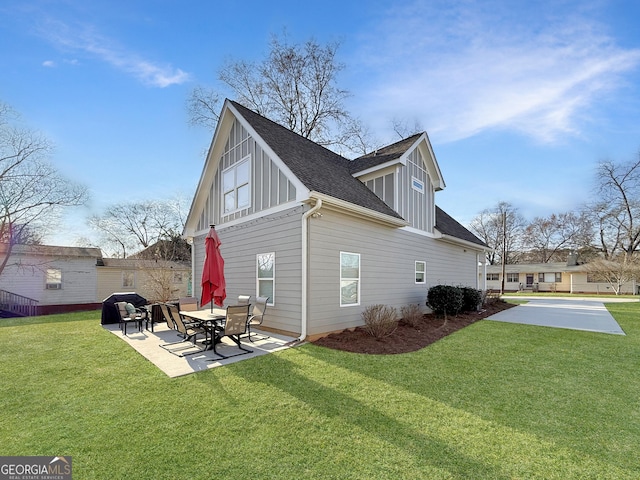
1, 305, 639, 479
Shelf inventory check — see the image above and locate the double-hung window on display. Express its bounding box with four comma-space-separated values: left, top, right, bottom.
415, 261, 426, 284
45, 268, 62, 290
340, 252, 360, 306
257, 253, 275, 305
122, 271, 135, 288
222, 157, 251, 214
539, 272, 562, 283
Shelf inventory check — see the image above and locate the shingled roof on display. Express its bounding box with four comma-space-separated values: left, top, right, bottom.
229, 100, 485, 248
230, 101, 402, 220
349, 133, 422, 174
435, 206, 486, 247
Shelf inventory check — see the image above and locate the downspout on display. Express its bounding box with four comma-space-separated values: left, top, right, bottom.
298, 198, 323, 342
189, 237, 195, 299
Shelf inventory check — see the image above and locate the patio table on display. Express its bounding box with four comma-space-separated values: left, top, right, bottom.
180, 308, 227, 350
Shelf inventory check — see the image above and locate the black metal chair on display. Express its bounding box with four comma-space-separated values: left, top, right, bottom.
207, 304, 253, 360
246, 296, 269, 342
114, 301, 144, 335
159, 304, 207, 357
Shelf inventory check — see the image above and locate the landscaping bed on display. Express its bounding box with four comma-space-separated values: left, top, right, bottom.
313, 300, 516, 354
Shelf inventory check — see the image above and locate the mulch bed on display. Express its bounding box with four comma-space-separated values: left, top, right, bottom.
312, 301, 517, 355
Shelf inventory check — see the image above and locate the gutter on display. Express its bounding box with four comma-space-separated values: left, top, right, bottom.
298, 197, 323, 342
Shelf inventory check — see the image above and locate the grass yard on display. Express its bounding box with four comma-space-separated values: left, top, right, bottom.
1, 304, 639, 479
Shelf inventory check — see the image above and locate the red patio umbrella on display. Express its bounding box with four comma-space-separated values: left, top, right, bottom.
201, 225, 226, 311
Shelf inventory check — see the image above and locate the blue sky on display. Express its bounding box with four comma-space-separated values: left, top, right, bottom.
2, 0, 640, 247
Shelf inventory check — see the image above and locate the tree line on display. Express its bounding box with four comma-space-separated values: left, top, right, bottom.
469, 155, 640, 266
1, 33, 638, 289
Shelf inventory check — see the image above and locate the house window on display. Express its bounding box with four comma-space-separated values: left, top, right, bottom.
122, 271, 135, 288
415, 261, 426, 284
173, 272, 183, 284
45, 268, 62, 290
539, 272, 562, 283
411, 176, 424, 194
222, 157, 251, 213
486, 273, 499, 281
340, 252, 360, 306
257, 253, 275, 305
506, 273, 519, 283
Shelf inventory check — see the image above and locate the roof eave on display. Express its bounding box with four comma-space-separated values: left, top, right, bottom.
308, 192, 409, 227
434, 231, 490, 251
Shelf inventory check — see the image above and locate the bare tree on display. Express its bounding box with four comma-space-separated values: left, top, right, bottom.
89, 197, 188, 258
583, 256, 639, 295
468, 202, 526, 265
188, 33, 372, 156
589, 156, 640, 260
523, 212, 593, 263
391, 117, 424, 140
0, 102, 88, 276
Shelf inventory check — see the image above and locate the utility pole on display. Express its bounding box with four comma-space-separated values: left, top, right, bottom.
500, 211, 506, 295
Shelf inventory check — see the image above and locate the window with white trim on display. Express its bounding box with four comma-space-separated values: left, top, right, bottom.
415, 261, 426, 284
506, 273, 519, 283
122, 271, 135, 288
257, 253, 275, 305
539, 272, 562, 283
45, 268, 62, 290
222, 157, 251, 213
340, 252, 360, 306
411, 176, 424, 194
486, 273, 499, 281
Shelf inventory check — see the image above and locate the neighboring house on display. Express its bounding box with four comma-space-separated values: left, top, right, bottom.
0, 243, 102, 315
183, 99, 488, 340
485, 256, 638, 294
96, 258, 191, 303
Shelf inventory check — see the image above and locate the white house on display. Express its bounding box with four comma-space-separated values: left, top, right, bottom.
183, 100, 488, 340
0, 244, 103, 315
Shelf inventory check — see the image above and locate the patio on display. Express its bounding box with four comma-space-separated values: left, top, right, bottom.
103, 321, 299, 377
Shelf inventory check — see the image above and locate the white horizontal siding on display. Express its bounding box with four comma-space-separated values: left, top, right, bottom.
0, 254, 98, 305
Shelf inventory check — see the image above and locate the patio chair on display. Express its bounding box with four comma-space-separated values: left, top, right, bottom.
179, 297, 199, 311
160, 304, 207, 357
159, 303, 175, 330
207, 304, 253, 360
246, 296, 270, 342
114, 301, 144, 335
238, 294, 252, 306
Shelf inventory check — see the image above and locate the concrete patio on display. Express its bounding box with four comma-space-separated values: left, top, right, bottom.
104, 322, 300, 377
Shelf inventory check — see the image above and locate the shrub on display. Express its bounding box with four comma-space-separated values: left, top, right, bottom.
362, 304, 398, 339
426, 285, 463, 321
460, 286, 483, 312
400, 304, 423, 327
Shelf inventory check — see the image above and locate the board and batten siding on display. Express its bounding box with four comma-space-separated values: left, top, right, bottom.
307, 209, 480, 336
193, 206, 304, 335
361, 148, 435, 234
396, 148, 435, 232
196, 119, 297, 231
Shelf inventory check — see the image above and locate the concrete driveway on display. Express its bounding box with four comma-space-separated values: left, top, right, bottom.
487, 297, 629, 335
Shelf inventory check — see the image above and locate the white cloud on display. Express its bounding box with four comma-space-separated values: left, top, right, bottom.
38, 19, 190, 88
354, 0, 640, 144
42, 60, 55, 67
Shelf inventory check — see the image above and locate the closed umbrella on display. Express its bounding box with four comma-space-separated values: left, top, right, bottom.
201, 225, 226, 312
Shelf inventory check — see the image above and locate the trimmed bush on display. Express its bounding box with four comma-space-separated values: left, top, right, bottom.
427, 285, 463, 320
461, 287, 483, 312
362, 304, 398, 338
400, 304, 423, 327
